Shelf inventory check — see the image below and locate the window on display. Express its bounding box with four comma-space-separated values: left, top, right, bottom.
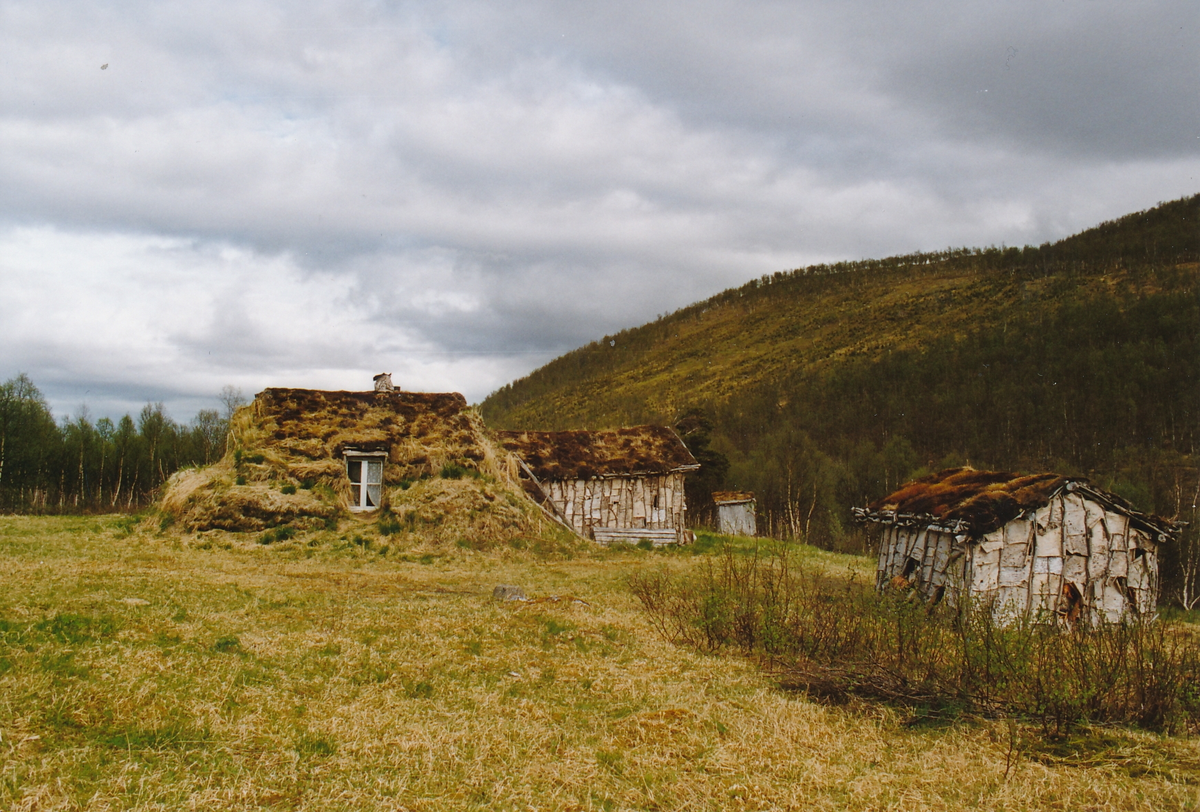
345, 451, 385, 511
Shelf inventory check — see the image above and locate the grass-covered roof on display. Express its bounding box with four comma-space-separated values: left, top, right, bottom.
496, 426, 699, 481
861, 466, 1177, 539
160, 388, 563, 548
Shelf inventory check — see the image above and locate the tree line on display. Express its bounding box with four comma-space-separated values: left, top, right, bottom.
0, 374, 244, 512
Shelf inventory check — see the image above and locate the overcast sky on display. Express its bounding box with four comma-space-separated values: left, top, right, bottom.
2, 0, 1197, 422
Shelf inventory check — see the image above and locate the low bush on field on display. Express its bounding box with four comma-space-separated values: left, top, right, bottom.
629, 544, 1200, 735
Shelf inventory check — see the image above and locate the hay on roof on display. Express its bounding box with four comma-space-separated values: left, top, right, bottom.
160, 388, 551, 544
494, 425, 699, 481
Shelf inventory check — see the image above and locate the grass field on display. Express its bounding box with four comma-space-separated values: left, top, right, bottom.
2, 515, 1199, 811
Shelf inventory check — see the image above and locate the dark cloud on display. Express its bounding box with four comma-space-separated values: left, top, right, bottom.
0, 0, 1195, 419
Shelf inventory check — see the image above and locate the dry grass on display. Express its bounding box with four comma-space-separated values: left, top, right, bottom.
161, 391, 553, 546
2, 516, 1199, 811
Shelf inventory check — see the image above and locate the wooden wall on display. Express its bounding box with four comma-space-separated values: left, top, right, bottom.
717, 502, 757, 537
541, 473, 687, 538
876, 526, 963, 603
876, 491, 1160, 624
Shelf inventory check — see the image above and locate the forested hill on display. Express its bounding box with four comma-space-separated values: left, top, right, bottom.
481, 195, 1200, 553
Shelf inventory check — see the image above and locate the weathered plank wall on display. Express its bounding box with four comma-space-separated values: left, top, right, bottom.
542, 473, 687, 538
877, 526, 964, 603
877, 492, 1159, 624
716, 502, 757, 537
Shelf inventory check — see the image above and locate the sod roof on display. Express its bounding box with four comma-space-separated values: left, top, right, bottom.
495, 426, 699, 481
256, 388, 469, 450
713, 491, 755, 505
860, 466, 1176, 539
161, 387, 516, 533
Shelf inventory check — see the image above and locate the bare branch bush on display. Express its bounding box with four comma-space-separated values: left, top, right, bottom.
631, 543, 1200, 734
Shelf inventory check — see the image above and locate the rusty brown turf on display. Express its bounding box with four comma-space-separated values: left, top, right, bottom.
868, 467, 1073, 535
494, 426, 698, 481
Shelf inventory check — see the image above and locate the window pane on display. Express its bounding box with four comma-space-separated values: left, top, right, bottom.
366, 483, 381, 507
347, 459, 362, 484
366, 460, 383, 484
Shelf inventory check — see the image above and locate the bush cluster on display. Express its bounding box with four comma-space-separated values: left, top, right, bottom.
629, 544, 1200, 735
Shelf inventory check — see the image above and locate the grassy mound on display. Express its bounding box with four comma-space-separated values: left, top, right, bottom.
160, 388, 561, 548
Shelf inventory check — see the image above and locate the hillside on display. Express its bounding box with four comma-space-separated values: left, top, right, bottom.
482, 195, 1200, 560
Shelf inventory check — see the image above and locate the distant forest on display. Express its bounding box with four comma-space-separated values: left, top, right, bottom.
482, 195, 1200, 595
0, 375, 241, 512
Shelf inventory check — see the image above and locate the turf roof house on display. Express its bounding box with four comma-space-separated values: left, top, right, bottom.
853, 467, 1178, 625
162, 387, 543, 540
496, 426, 700, 546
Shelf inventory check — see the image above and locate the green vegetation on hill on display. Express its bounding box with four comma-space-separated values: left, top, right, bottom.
482, 195, 1200, 594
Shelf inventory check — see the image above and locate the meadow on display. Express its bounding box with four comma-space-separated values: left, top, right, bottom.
2, 515, 1199, 811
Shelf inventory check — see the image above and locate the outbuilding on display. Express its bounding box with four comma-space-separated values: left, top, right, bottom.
852, 467, 1178, 624
496, 426, 699, 546
713, 491, 757, 536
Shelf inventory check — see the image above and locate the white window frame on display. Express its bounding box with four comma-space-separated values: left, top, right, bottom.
345, 450, 387, 512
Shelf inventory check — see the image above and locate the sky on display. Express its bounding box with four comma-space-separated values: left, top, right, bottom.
1, 0, 1197, 423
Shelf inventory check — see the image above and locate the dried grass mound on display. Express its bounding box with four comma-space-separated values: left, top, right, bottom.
160, 388, 552, 543
377, 475, 560, 551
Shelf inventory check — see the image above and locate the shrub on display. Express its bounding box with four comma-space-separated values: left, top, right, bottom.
629, 543, 1200, 734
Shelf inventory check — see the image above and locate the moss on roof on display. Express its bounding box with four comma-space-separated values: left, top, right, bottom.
161, 388, 553, 545
252, 388, 480, 477
495, 425, 699, 481
863, 466, 1176, 539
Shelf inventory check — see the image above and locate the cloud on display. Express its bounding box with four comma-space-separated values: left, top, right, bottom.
0, 0, 1196, 419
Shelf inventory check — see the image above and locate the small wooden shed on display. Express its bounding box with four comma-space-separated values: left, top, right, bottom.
496, 426, 700, 546
713, 491, 757, 537
853, 467, 1178, 625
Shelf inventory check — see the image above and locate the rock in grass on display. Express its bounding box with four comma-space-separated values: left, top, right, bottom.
492, 585, 527, 602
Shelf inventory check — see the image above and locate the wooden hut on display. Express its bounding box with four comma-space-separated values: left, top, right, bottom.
852, 467, 1178, 625
496, 426, 699, 546
713, 491, 757, 536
